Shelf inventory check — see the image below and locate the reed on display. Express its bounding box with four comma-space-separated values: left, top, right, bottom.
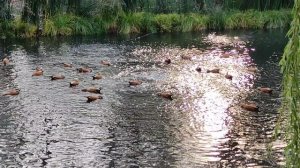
0, 10, 292, 38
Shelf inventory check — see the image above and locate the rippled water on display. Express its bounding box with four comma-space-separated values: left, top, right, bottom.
0, 30, 287, 167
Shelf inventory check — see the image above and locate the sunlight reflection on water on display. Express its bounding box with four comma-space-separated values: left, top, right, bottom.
0, 31, 286, 167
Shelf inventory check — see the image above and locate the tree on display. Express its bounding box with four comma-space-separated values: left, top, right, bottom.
0, 0, 12, 20
279, 0, 300, 167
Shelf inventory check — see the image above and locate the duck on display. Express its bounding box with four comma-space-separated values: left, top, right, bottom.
129, 80, 142, 86
257, 87, 273, 94
51, 74, 65, 80
164, 58, 171, 64
2, 57, 9, 66
100, 60, 111, 66
70, 79, 80, 87
32, 70, 43, 76
77, 67, 92, 73
32, 67, 44, 76
157, 92, 173, 100
225, 73, 233, 80
92, 73, 102, 80
247, 66, 258, 73
195, 67, 201, 72
36, 67, 43, 71
241, 103, 259, 112
82, 87, 102, 94
3, 89, 19, 96
181, 55, 192, 60
207, 68, 220, 73
220, 52, 230, 58
86, 95, 103, 103
63, 63, 72, 68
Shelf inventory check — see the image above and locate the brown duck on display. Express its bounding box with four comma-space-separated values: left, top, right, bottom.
181, 55, 192, 60
225, 73, 233, 80
36, 67, 43, 71
258, 87, 273, 94
196, 67, 201, 72
3, 89, 19, 96
3, 57, 9, 66
77, 67, 92, 73
70, 79, 80, 87
86, 95, 103, 103
247, 67, 258, 73
100, 60, 111, 66
63, 63, 72, 68
220, 52, 230, 58
207, 68, 220, 73
241, 103, 259, 112
157, 92, 173, 100
32, 67, 43, 76
82, 87, 102, 94
32, 70, 43, 76
129, 80, 142, 86
51, 74, 65, 80
164, 58, 171, 64
93, 73, 103, 80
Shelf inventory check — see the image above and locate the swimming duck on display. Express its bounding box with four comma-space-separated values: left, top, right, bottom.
3, 89, 19, 96
220, 52, 230, 58
70, 79, 80, 87
36, 67, 43, 71
32, 67, 44, 76
196, 67, 201, 72
51, 74, 65, 80
181, 55, 192, 60
157, 92, 173, 100
2, 57, 9, 66
100, 60, 111, 66
82, 87, 102, 94
207, 68, 220, 73
241, 103, 259, 112
86, 95, 103, 103
93, 73, 103, 80
129, 80, 142, 86
32, 70, 43, 76
77, 67, 92, 73
247, 66, 258, 73
164, 58, 171, 64
63, 63, 72, 68
257, 87, 273, 94
225, 73, 233, 80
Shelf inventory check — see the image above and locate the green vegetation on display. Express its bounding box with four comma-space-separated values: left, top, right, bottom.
0, 10, 292, 38
0, 0, 293, 38
279, 0, 300, 167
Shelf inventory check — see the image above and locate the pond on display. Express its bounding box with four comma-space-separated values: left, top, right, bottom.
0, 29, 287, 167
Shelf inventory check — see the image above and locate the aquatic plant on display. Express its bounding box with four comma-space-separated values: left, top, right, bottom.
118, 12, 143, 34
279, 0, 300, 167
139, 12, 156, 33
0, 10, 293, 38
13, 18, 37, 38
154, 14, 181, 32
207, 7, 226, 30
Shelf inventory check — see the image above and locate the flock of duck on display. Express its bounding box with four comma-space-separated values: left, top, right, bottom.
1, 52, 272, 110
1, 56, 173, 103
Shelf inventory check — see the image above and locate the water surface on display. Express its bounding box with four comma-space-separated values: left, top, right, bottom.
0, 30, 287, 167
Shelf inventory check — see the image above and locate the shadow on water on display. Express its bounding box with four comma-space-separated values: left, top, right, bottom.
0, 29, 287, 167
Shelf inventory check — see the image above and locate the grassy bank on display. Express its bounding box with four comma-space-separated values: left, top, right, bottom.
0, 9, 291, 38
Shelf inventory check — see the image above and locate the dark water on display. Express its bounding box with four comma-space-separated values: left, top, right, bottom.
0, 30, 287, 167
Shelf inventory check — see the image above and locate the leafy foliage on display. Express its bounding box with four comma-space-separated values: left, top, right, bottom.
279, 0, 300, 167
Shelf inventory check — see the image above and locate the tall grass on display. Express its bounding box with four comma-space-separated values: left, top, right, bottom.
225, 9, 291, 29
0, 10, 292, 38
